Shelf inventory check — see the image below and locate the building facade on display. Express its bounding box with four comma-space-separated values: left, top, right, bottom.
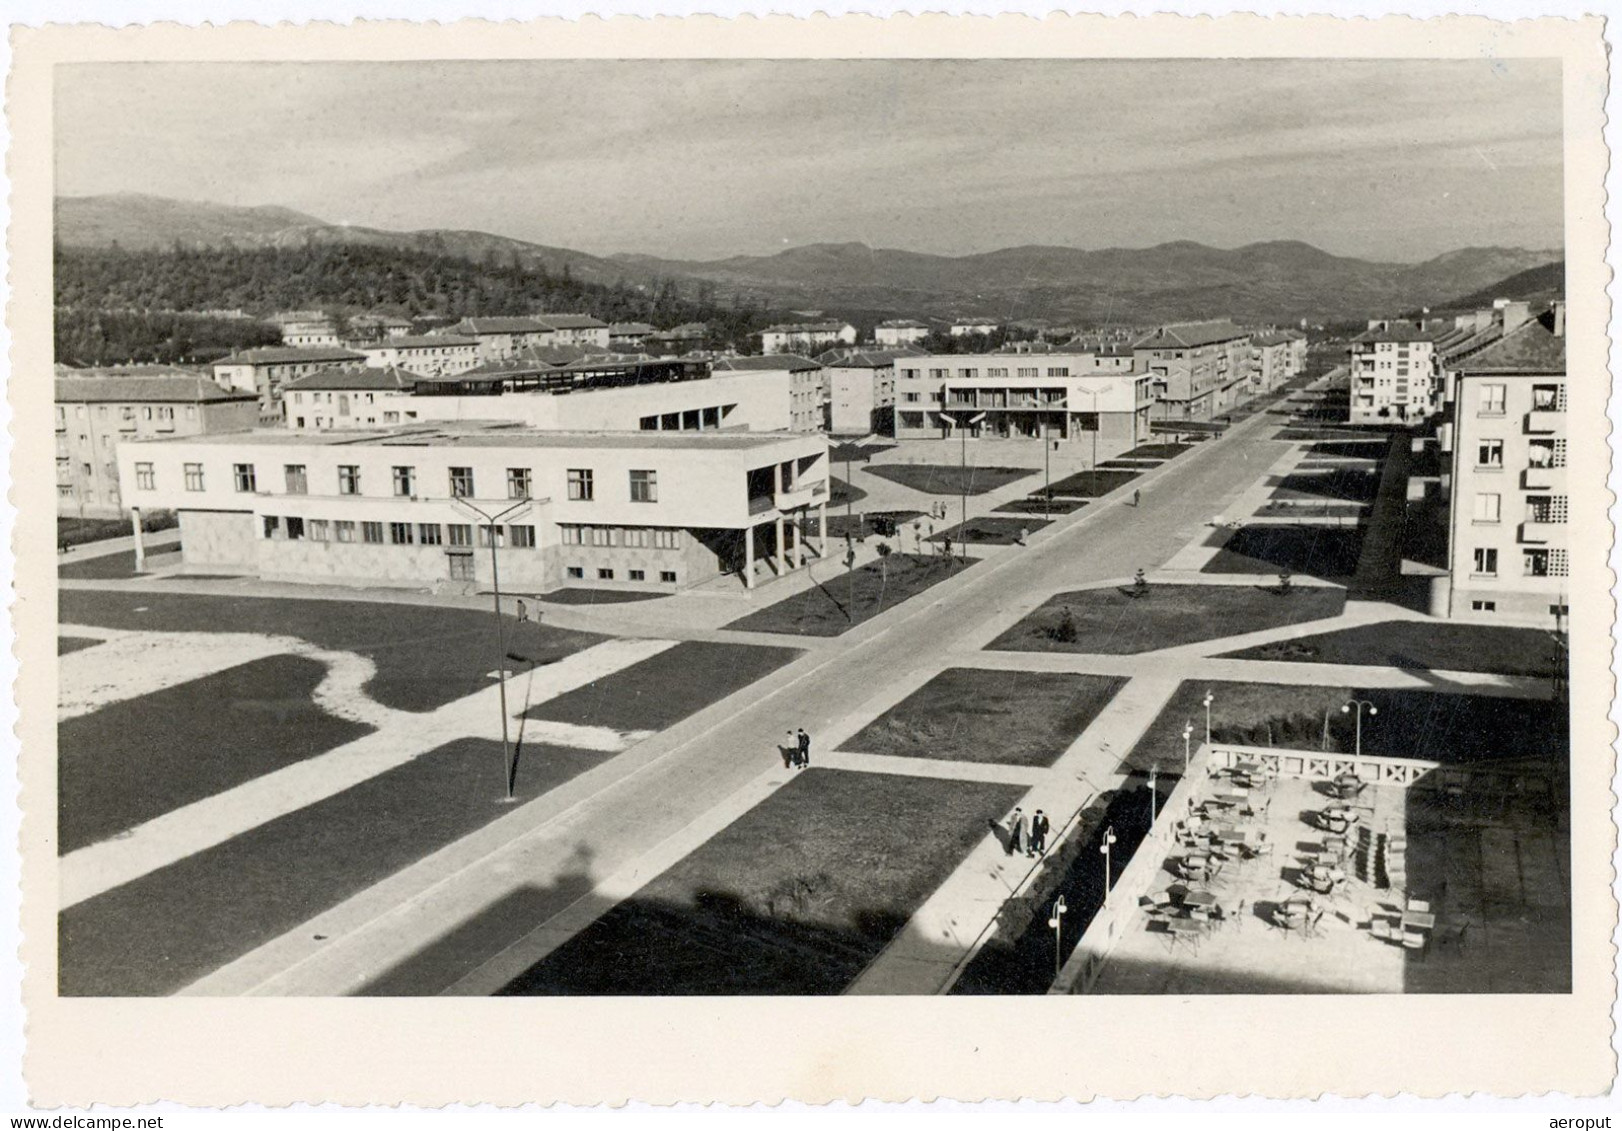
533, 314, 611, 349
825, 352, 900, 435
283, 367, 420, 430
56, 374, 260, 517
448, 317, 557, 362
1436, 304, 1568, 626
949, 318, 1000, 337
1348, 321, 1442, 424
356, 335, 481, 377
211, 346, 369, 414
891, 354, 1153, 453
875, 320, 931, 348
712, 355, 826, 433
760, 322, 856, 354
271, 312, 340, 347
117, 424, 831, 594
1132, 321, 1254, 421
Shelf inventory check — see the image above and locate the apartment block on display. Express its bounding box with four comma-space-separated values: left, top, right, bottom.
712, 355, 827, 433
354, 335, 480, 377
760, 322, 856, 354
211, 346, 369, 414
1436, 304, 1568, 625
891, 354, 1153, 453
1132, 320, 1254, 421
823, 351, 903, 435
874, 320, 931, 348
117, 423, 831, 594
56, 372, 260, 517
1348, 321, 1442, 424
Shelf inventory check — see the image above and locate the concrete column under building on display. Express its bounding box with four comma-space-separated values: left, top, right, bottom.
774, 516, 787, 575
818, 502, 827, 556
744, 524, 755, 590
130, 507, 145, 573
793, 520, 804, 569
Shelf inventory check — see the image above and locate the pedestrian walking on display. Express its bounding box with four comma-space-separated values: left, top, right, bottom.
1008, 807, 1028, 856
780, 732, 796, 769
1132, 488, 1141, 507
796, 727, 811, 769
1029, 809, 1050, 857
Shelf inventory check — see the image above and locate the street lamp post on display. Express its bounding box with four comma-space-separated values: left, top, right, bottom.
1341, 699, 1379, 757
1048, 894, 1068, 981
1042, 418, 1051, 520
951, 410, 986, 564
1202, 689, 1215, 744
1148, 765, 1158, 826
1181, 721, 1194, 775
454, 494, 536, 800
1100, 825, 1118, 905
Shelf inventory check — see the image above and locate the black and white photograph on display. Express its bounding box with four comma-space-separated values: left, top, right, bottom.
13, 13, 1615, 1107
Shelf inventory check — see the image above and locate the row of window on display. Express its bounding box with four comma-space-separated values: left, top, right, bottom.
135, 462, 660, 503
1475, 438, 1567, 469
1478, 383, 1565, 415
565, 566, 678, 583
262, 516, 538, 548
901, 367, 1069, 380
1471, 493, 1569, 524
1470, 547, 1569, 577
557, 525, 684, 549
638, 406, 727, 432
56, 404, 198, 427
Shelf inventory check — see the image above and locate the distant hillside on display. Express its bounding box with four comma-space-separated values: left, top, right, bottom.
1444, 260, 1566, 309
57, 192, 1563, 326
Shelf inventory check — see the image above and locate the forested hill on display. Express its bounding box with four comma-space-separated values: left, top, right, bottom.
54, 242, 782, 356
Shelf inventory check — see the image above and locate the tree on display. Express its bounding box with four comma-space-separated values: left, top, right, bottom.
874, 541, 894, 609
1046, 606, 1079, 644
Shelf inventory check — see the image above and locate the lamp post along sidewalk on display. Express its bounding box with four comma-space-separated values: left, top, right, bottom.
454, 494, 538, 801
1342, 699, 1378, 758
952, 409, 986, 564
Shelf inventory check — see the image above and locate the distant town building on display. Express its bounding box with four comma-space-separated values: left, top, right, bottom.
1131, 320, 1254, 422
1435, 302, 1567, 625
356, 335, 481, 378
282, 366, 420, 430
1061, 337, 1141, 374
118, 422, 832, 594
447, 317, 557, 362
608, 322, 656, 350
345, 315, 415, 343
1249, 330, 1307, 394
712, 355, 826, 433
949, 317, 1000, 337
269, 311, 341, 347
892, 353, 1153, 454
760, 322, 856, 354
874, 319, 932, 348
211, 346, 369, 413
56, 372, 260, 517
646, 323, 708, 353
533, 313, 611, 349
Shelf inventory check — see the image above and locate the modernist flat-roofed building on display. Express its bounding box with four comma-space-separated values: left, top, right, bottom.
56, 373, 260, 517
1436, 304, 1568, 626
1132, 320, 1254, 421
1348, 321, 1443, 424
949, 317, 1000, 337
892, 354, 1153, 453
760, 322, 856, 354
875, 320, 931, 348
533, 314, 611, 349
823, 351, 902, 435
355, 335, 480, 377
448, 317, 557, 362
211, 346, 369, 413
712, 355, 825, 433
117, 423, 831, 594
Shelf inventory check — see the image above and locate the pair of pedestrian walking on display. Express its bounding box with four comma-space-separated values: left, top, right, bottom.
1004, 807, 1050, 858
783, 727, 812, 770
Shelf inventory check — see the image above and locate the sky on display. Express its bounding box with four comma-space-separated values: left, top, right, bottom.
54, 59, 1564, 263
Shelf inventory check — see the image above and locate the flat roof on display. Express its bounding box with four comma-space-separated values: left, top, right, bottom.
131, 423, 817, 452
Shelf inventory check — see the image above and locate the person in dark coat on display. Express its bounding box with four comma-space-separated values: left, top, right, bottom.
1029, 809, 1050, 857
1007, 807, 1027, 856
795, 727, 811, 769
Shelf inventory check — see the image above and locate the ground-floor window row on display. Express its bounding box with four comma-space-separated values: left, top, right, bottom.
563, 565, 681, 584
557, 524, 686, 550
261, 516, 538, 549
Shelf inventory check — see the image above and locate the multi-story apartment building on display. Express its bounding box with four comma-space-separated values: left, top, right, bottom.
892, 354, 1153, 453
1436, 303, 1567, 625
874, 320, 931, 348
712, 355, 826, 433
759, 322, 856, 354
1132, 320, 1254, 421
56, 372, 260, 517
1251, 331, 1306, 393
824, 351, 902, 435
270, 311, 340, 347
949, 317, 1000, 337
1347, 320, 1442, 424
447, 317, 557, 362
283, 367, 421, 430
646, 323, 708, 354
345, 314, 415, 343
211, 345, 368, 414
533, 314, 611, 349
117, 422, 830, 594
354, 335, 481, 377
608, 322, 655, 350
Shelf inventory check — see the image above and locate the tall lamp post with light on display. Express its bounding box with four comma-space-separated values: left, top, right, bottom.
1148, 764, 1159, 826
1181, 721, 1194, 775
1202, 689, 1215, 743
1342, 699, 1378, 757
948, 408, 986, 564
1100, 825, 1118, 905
1048, 895, 1068, 981
453, 493, 536, 801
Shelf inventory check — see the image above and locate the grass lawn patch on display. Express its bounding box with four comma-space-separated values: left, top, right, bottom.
1201, 524, 1367, 579
1254, 499, 1368, 518
525, 640, 801, 733
498, 769, 1024, 994
59, 738, 607, 996
928, 516, 1050, 545
818, 509, 924, 541
538, 587, 669, 606
1306, 441, 1389, 459
1047, 468, 1140, 497
844, 667, 1126, 767
829, 442, 895, 462
1122, 679, 1568, 775
996, 496, 1088, 516
829, 475, 867, 506
726, 553, 972, 637
1271, 468, 1383, 503
1123, 443, 1192, 460
58, 512, 176, 549
1219, 620, 1564, 679
1099, 459, 1161, 470
59, 590, 606, 713
58, 549, 163, 581
863, 463, 1034, 496
987, 583, 1347, 655
58, 636, 102, 656
58, 655, 375, 855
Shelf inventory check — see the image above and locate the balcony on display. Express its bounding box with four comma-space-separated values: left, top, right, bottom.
1519, 520, 1562, 544
1522, 465, 1559, 490
1525, 409, 1560, 434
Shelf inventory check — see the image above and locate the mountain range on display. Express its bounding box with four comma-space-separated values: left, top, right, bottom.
55, 193, 1563, 325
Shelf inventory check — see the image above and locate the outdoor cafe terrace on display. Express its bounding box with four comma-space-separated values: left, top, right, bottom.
1079, 752, 1569, 995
